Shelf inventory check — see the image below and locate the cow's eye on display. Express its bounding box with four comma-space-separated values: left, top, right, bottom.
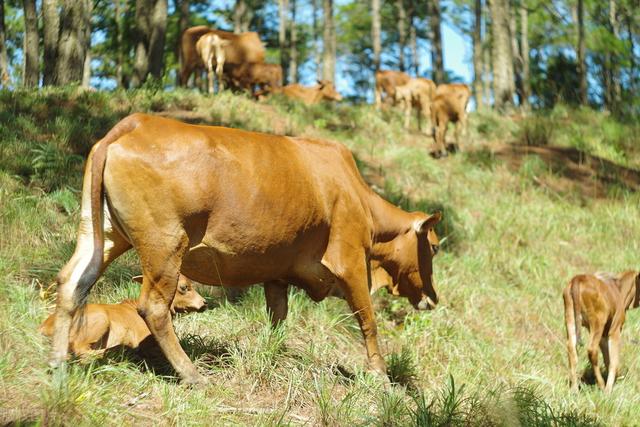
431, 244, 440, 255
179, 286, 188, 293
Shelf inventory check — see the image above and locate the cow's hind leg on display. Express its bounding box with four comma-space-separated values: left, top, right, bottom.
605, 331, 621, 393
137, 235, 204, 384
587, 324, 606, 390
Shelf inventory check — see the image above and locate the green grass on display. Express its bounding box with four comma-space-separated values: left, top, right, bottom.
2, 87, 638, 425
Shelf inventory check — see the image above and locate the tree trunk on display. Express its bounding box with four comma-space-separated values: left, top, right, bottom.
520, 4, 530, 109
42, 0, 60, 86
23, 0, 39, 87
322, 0, 335, 82
510, 9, 523, 106
278, 0, 288, 83
233, 0, 245, 33
132, 0, 168, 86
626, 9, 636, 92
482, 1, 492, 106
372, 0, 381, 72
288, 0, 298, 83
54, 0, 91, 85
410, 18, 418, 75
573, 0, 587, 105
313, 0, 321, 79
608, 0, 620, 109
488, 0, 515, 110
0, 0, 8, 86
177, 0, 189, 86
473, 0, 484, 109
115, 0, 126, 87
429, 0, 444, 83
81, 0, 92, 88
148, 0, 167, 79
396, 0, 406, 71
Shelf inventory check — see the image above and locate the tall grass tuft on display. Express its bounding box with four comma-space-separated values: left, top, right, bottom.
387, 346, 418, 388
516, 115, 555, 146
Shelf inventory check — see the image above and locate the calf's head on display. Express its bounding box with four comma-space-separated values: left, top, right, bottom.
372, 212, 442, 310
317, 80, 343, 102
132, 274, 207, 314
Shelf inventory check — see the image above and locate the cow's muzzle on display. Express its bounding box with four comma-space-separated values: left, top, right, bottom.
416, 295, 437, 311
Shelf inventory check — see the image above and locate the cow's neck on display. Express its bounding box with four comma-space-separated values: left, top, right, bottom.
367, 192, 415, 244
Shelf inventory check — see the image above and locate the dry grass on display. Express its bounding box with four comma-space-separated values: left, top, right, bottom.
1, 87, 638, 425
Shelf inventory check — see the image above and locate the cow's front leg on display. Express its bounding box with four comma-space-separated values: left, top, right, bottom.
264, 281, 288, 327
338, 261, 386, 377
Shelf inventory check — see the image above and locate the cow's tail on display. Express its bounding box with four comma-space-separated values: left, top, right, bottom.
72, 115, 139, 308
571, 279, 582, 346
563, 278, 582, 350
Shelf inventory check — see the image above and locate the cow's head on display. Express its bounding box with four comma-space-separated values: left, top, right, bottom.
132, 274, 207, 314
371, 212, 442, 310
317, 80, 343, 102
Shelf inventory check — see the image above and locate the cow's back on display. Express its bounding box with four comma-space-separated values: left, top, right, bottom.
207, 30, 265, 64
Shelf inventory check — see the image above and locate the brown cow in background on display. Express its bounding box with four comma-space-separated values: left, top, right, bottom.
431, 83, 471, 157
375, 70, 410, 109
180, 26, 265, 88
394, 78, 436, 133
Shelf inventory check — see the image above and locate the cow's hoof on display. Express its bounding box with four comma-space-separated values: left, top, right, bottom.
48, 352, 69, 369
182, 373, 207, 387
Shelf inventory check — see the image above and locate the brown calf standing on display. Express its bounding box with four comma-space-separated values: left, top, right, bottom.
431, 83, 471, 157
195, 33, 230, 94
563, 271, 640, 393
394, 78, 436, 133
40, 275, 207, 357
374, 70, 410, 109
226, 62, 283, 95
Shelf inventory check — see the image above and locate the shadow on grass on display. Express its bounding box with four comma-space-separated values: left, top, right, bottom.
96, 333, 234, 381
491, 143, 640, 198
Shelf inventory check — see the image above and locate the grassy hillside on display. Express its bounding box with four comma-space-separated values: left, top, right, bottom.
1, 87, 639, 425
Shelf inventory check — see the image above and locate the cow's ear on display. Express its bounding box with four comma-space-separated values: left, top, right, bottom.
132, 275, 143, 284
414, 212, 442, 234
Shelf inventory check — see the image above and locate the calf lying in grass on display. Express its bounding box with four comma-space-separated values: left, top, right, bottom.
563, 271, 640, 393
40, 275, 207, 357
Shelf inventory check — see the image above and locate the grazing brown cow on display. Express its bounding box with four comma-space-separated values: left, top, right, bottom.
40, 275, 206, 357
431, 83, 471, 157
394, 78, 436, 133
374, 70, 410, 109
226, 62, 283, 95
195, 32, 230, 94
563, 271, 640, 393
280, 80, 342, 105
179, 26, 265, 88
48, 113, 441, 385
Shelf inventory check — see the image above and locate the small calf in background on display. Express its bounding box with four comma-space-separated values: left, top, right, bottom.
563, 271, 640, 393
394, 78, 436, 134
431, 83, 471, 157
40, 274, 207, 357
196, 33, 230, 94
